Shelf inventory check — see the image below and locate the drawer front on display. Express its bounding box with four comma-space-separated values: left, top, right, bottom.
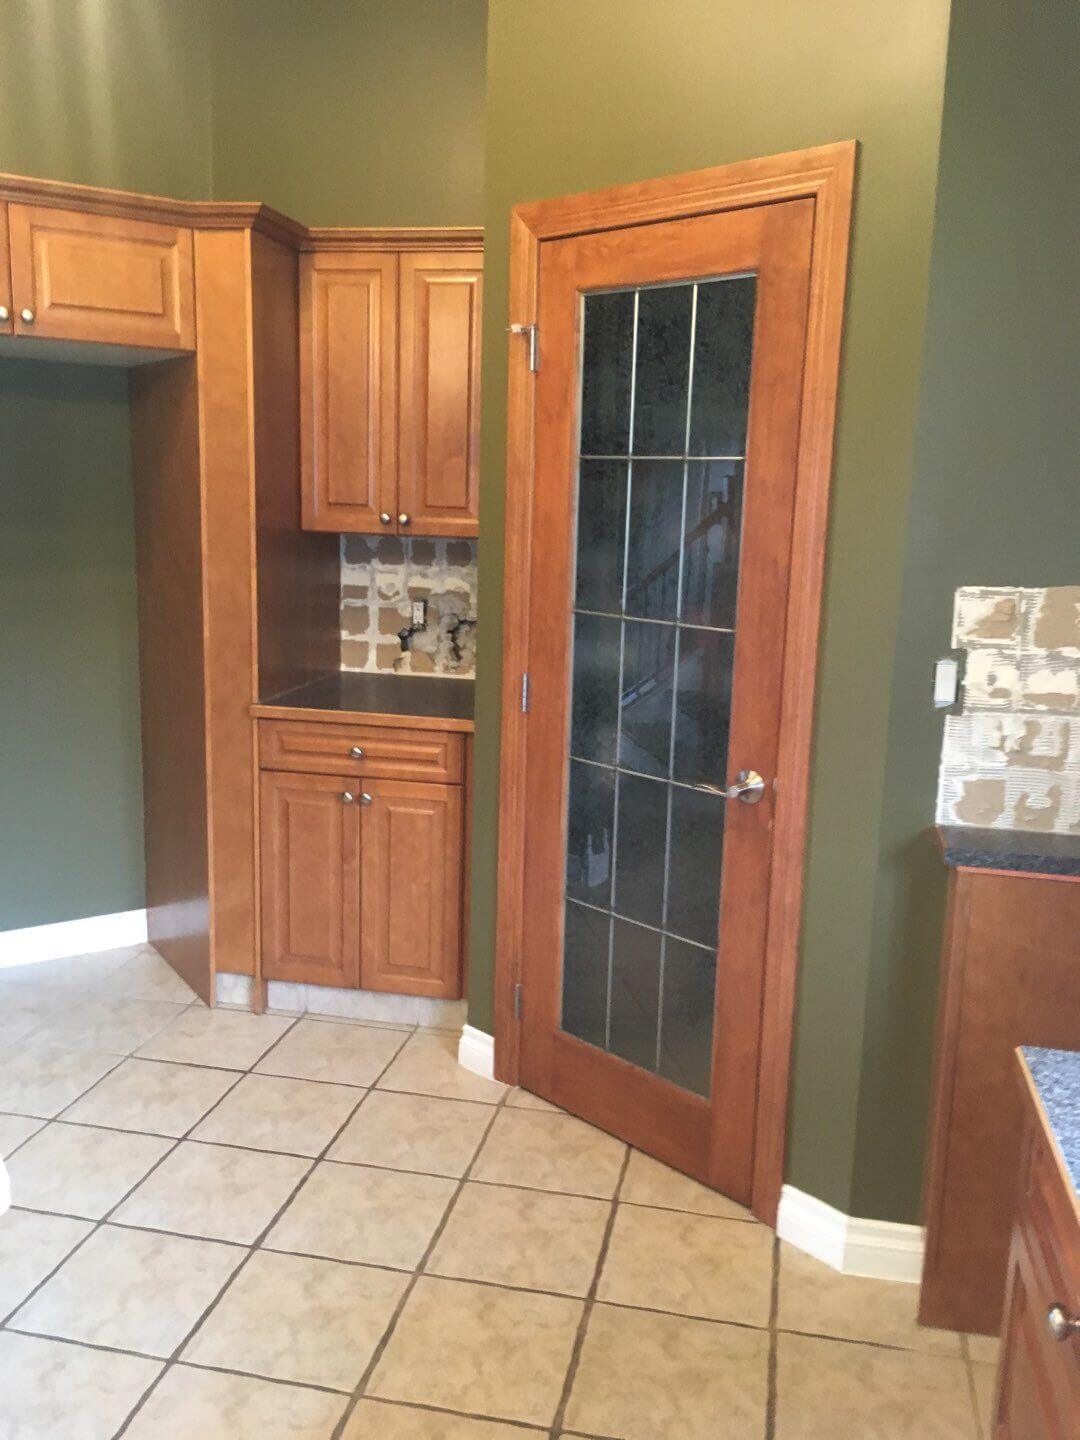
259, 719, 463, 784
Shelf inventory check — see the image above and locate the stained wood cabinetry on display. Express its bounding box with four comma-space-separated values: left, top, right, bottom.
301, 241, 482, 537
0, 204, 11, 333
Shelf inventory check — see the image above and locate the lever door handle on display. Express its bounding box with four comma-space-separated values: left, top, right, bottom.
724, 770, 767, 803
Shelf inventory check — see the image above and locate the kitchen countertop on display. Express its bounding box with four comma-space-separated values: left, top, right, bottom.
255, 672, 474, 727
937, 825, 1080, 877
1022, 1046, 1080, 1196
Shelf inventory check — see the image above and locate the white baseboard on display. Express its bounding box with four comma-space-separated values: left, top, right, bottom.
0, 909, 148, 970
457, 1024, 495, 1080
776, 1184, 925, 1284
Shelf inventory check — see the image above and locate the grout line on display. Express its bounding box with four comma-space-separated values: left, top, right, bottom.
548, 1144, 632, 1438
764, 1231, 780, 1440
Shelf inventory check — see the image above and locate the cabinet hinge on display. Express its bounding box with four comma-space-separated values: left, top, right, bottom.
520, 672, 530, 713
513, 982, 523, 1020
508, 322, 539, 372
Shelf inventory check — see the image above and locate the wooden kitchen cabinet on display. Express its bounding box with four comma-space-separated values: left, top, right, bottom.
0, 204, 11, 334
300, 241, 482, 537
7, 204, 195, 349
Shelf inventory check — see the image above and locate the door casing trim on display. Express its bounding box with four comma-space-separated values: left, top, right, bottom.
493, 141, 857, 1225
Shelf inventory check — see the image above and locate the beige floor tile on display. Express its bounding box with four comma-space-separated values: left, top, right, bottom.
505, 1086, 561, 1112
565, 1302, 768, 1440
123, 1364, 346, 1439
10, 1222, 244, 1356
0, 988, 61, 1047
971, 1361, 998, 1435
965, 1332, 1001, 1365
266, 1160, 455, 1269
376, 1032, 508, 1103
775, 1332, 979, 1439
99, 946, 200, 1002
191, 1072, 364, 1156
621, 1149, 756, 1220
0, 1331, 161, 1440
137, 1007, 294, 1069
369, 1275, 582, 1426
30, 994, 189, 1054
183, 1249, 407, 1390
0, 1042, 120, 1117
472, 1108, 626, 1197
428, 1182, 609, 1296
0, 1208, 92, 1317
329, 1090, 492, 1177
113, 1140, 310, 1243
778, 1243, 962, 1355
343, 1399, 540, 1439
0, 1111, 45, 1156
5, 1121, 172, 1218
0, 948, 135, 993
62, 1056, 238, 1135
598, 1204, 773, 1327
255, 1016, 408, 1086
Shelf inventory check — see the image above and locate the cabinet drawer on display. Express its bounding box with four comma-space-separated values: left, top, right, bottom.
258, 719, 463, 784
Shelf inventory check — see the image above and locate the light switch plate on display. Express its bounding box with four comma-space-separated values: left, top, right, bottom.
933, 655, 960, 710
411, 599, 427, 629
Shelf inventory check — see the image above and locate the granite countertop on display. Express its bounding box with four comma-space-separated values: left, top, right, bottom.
1023, 1046, 1080, 1196
937, 825, 1080, 877
259, 672, 474, 725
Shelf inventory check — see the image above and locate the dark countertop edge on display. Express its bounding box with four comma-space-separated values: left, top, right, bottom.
936, 824, 1080, 878
1021, 1046, 1080, 1200
252, 671, 475, 731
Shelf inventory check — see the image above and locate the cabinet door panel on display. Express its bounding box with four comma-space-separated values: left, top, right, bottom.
398, 251, 482, 536
260, 770, 360, 988
0, 204, 11, 334
8, 204, 194, 348
301, 252, 398, 532
360, 780, 463, 998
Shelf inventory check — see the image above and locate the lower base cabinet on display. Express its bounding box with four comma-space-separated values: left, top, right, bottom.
259, 767, 464, 998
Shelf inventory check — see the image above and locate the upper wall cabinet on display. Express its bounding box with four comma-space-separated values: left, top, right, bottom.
300, 244, 482, 537
5, 205, 195, 351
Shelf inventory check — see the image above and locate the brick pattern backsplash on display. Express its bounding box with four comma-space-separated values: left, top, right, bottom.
340, 534, 477, 677
937, 585, 1080, 833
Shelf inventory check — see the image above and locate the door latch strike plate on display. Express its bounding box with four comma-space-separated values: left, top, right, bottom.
513, 983, 523, 1020
520, 672, 530, 713
508, 322, 539, 372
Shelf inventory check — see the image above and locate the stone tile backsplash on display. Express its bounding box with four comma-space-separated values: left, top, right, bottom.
340, 534, 477, 677
938, 585, 1080, 833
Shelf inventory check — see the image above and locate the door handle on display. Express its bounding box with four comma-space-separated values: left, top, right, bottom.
723, 770, 768, 803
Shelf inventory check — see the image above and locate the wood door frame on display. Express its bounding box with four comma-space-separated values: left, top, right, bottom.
492, 141, 856, 1226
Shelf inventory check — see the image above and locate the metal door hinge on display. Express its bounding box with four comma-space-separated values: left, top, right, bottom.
513, 983, 523, 1020
520, 672, 530, 713
508, 322, 539, 372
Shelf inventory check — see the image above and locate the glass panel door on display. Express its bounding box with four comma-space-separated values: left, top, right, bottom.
562, 276, 757, 1097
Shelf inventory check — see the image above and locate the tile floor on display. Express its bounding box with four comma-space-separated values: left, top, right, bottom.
0, 944, 999, 1439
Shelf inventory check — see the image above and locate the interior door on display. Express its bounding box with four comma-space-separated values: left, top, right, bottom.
520, 199, 814, 1202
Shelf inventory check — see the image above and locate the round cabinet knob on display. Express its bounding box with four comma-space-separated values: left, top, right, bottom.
398, 513, 410, 526
379, 512, 392, 525
20, 308, 35, 325
0, 305, 10, 322
360, 793, 373, 806
349, 746, 364, 759
1047, 1305, 1080, 1341
340, 791, 355, 804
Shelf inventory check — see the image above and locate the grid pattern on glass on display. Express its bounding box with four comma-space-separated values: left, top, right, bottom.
561, 275, 756, 1099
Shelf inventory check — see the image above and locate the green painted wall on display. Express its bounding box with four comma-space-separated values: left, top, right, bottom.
471, 0, 953, 1218
209, 0, 486, 224
0, 360, 145, 928
851, 0, 1080, 1220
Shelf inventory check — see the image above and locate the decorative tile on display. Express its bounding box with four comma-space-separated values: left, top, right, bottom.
0, 1111, 46, 1157
963, 649, 1021, 709
112, 1140, 311, 1244
328, 1090, 492, 1177
62, 1057, 238, 1136
1027, 586, 1080, 655
0, 1043, 119, 1118
255, 1017, 408, 1087
191, 1072, 364, 1156
564, 1302, 769, 1440
266, 1160, 455, 1269
1018, 650, 1080, 712
376, 1032, 507, 1104
342, 1401, 533, 1440
137, 1007, 294, 1070
774, 1332, 978, 1439
368, 1275, 582, 1427
122, 1364, 346, 1439
777, 1243, 961, 1354
620, 1149, 755, 1220
471, 1108, 626, 1197
10, 1223, 244, 1357
427, 1181, 609, 1295
0, 1208, 92, 1317
0, 1331, 161, 1440
952, 588, 1022, 649
5, 1121, 172, 1219
182, 1249, 407, 1391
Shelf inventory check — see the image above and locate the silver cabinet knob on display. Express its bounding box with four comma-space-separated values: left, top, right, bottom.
20, 308, 35, 324
360, 793, 373, 806
379, 512, 392, 525
340, 791, 355, 804
398, 513, 410, 526
349, 746, 364, 759
725, 770, 767, 804
1047, 1305, 1080, 1341
0, 305, 10, 323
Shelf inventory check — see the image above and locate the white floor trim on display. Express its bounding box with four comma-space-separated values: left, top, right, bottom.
457, 1024, 495, 1080
776, 1183, 925, 1283
0, 908, 148, 970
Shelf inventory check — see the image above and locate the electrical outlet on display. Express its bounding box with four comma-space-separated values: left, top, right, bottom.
411, 599, 427, 630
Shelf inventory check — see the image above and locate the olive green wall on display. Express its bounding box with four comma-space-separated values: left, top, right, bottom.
208, 0, 486, 224
0, 360, 145, 928
851, 0, 1080, 1220
470, 0, 953, 1218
